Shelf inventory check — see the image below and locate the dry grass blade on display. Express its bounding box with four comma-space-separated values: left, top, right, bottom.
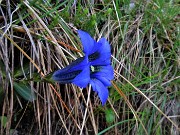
13, 26, 81, 53
0, 30, 80, 130
80, 87, 91, 135
0, 0, 179, 134
112, 81, 148, 135
23, 1, 69, 65
117, 73, 180, 131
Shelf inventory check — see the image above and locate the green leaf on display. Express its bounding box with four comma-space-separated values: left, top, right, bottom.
13, 82, 36, 102
98, 119, 135, 135
105, 108, 115, 124
26, 72, 42, 82
0, 116, 7, 128
42, 72, 54, 84
14, 64, 30, 78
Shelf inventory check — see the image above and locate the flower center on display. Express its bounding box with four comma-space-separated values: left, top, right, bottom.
90, 65, 95, 72
90, 66, 101, 73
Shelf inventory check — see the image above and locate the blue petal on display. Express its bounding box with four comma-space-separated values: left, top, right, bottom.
90, 79, 109, 106
72, 65, 90, 88
90, 38, 111, 65
78, 30, 111, 65
92, 76, 111, 86
91, 65, 114, 86
78, 30, 96, 55
53, 57, 90, 88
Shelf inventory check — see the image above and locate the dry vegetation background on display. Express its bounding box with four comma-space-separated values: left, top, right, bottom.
0, 0, 180, 135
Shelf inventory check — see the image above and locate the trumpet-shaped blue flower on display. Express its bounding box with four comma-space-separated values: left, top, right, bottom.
53, 56, 90, 88
52, 30, 113, 105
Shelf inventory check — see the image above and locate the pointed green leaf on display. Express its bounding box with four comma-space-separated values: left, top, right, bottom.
14, 64, 30, 78
13, 82, 36, 101
105, 108, 115, 124
0, 116, 7, 128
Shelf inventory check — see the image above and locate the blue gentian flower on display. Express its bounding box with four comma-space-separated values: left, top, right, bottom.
53, 56, 90, 88
52, 30, 113, 105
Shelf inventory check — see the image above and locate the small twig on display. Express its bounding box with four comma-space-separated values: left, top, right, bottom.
80, 86, 91, 135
